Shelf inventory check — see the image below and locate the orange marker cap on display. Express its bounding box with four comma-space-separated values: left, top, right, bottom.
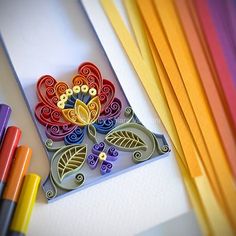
3, 145, 32, 202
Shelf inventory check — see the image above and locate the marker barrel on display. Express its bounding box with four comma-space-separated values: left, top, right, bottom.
0, 126, 21, 197
0, 200, 16, 236
9, 174, 41, 236
0, 104, 11, 144
0, 146, 32, 236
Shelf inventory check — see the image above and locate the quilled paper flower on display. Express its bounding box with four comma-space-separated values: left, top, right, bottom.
87, 142, 118, 175
35, 62, 122, 145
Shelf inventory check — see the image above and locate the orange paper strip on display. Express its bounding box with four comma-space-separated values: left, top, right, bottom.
136, 0, 223, 205
174, 0, 236, 179
153, 0, 236, 228
193, 0, 236, 134
101, 0, 201, 177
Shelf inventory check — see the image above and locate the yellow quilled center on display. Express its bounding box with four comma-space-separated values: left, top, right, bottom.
98, 152, 107, 161
56, 86, 101, 126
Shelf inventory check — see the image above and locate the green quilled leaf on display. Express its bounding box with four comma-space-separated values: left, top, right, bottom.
57, 145, 86, 182
105, 130, 147, 150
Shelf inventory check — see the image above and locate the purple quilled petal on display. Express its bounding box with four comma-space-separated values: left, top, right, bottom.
87, 154, 99, 169
100, 161, 113, 175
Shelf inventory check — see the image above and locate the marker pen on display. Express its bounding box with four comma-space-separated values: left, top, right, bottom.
0, 126, 21, 197
0, 104, 11, 145
0, 104, 11, 144
0, 146, 32, 236
9, 174, 41, 236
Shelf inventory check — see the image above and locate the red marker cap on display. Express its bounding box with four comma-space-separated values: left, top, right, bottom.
0, 126, 21, 197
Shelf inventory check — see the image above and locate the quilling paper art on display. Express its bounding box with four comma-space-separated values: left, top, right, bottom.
34, 62, 170, 202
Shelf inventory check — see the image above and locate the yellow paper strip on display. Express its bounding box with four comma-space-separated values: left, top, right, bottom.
122, 0, 193, 171
101, 0, 202, 178
194, 176, 234, 235
175, 151, 211, 235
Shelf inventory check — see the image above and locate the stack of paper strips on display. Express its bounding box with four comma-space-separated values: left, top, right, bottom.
82, 0, 236, 235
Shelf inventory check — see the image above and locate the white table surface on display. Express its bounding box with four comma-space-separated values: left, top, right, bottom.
0, 1, 191, 235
